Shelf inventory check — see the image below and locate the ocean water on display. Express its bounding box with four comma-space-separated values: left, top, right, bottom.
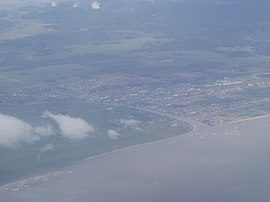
1, 116, 270, 202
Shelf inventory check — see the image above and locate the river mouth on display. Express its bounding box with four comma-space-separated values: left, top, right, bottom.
0, 101, 192, 185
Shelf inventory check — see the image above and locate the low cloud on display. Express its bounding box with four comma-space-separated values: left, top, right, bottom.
34, 125, 55, 137
73, 2, 79, 8
40, 144, 54, 152
0, 114, 40, 148
50, 1, 57, 7
107, 129, 120, 140
120, 118, 143, 131
91, 1, 101, 10
0, 111, 95, 148
43, 111, 95, 141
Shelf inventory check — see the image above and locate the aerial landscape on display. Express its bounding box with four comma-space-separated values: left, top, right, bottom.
1, 0, 270, 201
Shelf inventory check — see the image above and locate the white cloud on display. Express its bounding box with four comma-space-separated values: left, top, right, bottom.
0, 111, 95, 148
91, 1, 101, 10
40, 144, 54, 152
0, 114, 40, 148
34, 125, 55, 137
73, 2, 79, 8
120, 119, 141, 127
107, 129, 120, 140
50, 1, 57, 7
120, 118, 143, 131
43, 111, 95, 141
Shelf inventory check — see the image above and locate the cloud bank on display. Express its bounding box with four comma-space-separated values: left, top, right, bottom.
43, 111, 95, 141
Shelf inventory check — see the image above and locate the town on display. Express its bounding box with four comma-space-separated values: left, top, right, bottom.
2, 70, 270, 126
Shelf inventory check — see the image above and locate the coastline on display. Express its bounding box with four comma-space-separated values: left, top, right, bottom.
0, 127, 195, 191
228, 113, 270, 125
0, 111, 270, 201
0, 101, 196, 188
5, 103, 270, 190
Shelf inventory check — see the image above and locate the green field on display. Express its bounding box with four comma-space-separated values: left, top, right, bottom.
0, 101, 192, 185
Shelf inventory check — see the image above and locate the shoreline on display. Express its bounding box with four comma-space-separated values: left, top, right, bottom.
0, 128, 195, 191
228, 113, 270, 125
2, 113, 270, 191
0, 101, 197, 189
5, 103, 270, 190
85, 127, 196, 161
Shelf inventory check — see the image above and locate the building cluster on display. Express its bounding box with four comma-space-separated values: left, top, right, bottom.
1, 72, 270, 126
